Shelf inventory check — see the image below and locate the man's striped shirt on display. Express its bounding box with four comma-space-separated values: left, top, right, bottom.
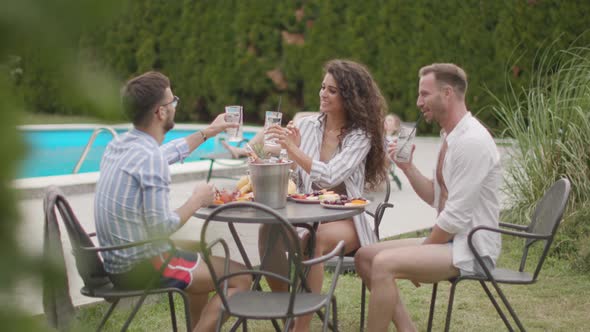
94, 129, 190, 274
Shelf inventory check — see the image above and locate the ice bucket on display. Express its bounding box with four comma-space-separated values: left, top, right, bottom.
248, 160, 293, 209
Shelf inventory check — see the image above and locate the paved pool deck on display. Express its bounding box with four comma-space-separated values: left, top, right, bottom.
15, 136, 510, 315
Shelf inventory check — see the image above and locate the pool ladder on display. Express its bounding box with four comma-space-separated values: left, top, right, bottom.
72, 126, 118, 174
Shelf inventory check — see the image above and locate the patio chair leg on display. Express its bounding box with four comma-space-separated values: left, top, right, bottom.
479, 281, 513, 331
332, 296, 339, 332
489, 280, 525, 331
359, 281, 366, 331
426, 282, 438, 332
443, 280, 459, 332
96, 298, 120, 332
206, 159, 214, 182
322, 305, 331, 332
168, 292, 178, 332
174, 290, 191, 332
121, 293, 150, 331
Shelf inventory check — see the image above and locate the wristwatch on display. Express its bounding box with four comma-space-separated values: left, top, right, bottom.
199, 130, 207, 141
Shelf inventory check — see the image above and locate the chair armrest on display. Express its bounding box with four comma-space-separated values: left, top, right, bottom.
499, 222, 528, 231
80, 236, 175, 253
468, 226, 550, 242
374, 202, 393, 225
302, 240, 345, 266
466, 226, 551, 279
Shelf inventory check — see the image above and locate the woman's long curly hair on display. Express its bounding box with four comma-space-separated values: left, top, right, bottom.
324, 59, 388, 191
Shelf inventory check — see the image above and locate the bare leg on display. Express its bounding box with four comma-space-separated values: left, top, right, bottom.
354, 238, 423, 289
258, 224, 290, 292
366, 244, 458, 332
293, 219, 359, 332
221, 140, 247, 159
221, 130, 281, 158
186, 256, 252, 332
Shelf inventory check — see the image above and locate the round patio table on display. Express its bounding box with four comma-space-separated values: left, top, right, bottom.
194, 200, 362, 224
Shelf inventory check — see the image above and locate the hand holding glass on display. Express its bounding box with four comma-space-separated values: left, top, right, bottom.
394, 123, 416, 163
264, 111, 282, 146
225, 105, 243, 142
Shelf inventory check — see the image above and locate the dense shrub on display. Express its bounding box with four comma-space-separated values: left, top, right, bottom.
13, 0, 590, 133
491, 42, 590, 271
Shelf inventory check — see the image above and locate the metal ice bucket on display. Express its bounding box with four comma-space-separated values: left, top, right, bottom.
248, 160, 293, 209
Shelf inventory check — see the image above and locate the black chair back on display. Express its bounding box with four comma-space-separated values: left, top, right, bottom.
45, 186, 111, 289
519, 178, 571, 279
200, 201, 304, 317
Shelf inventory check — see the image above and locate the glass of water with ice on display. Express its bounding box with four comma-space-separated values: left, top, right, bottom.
225, 105, 243, 142
264, 111, 282, 146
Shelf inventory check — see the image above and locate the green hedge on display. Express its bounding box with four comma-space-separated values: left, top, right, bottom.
15, 0, 590, 134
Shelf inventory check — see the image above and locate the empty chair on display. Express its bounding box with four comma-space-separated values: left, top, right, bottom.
199, 201, 346, 331
427, 178, 571, 331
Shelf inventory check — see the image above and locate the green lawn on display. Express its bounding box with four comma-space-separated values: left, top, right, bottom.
68, 235, 590, 331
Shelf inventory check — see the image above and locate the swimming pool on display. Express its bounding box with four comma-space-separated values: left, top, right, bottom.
18, 126, 255, 178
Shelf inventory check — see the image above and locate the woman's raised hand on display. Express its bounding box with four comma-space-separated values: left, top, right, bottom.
266, 121, 300, 150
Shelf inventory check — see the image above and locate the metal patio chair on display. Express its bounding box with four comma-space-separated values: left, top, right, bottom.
200, 201, 346, 332
426, 178, 571, 332
43, 186, 191, 331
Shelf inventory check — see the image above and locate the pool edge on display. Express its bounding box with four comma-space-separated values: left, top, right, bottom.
14, 159, 248, 200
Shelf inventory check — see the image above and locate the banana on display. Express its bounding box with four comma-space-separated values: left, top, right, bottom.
239, 182, 252, 195
235, 175, 249, 191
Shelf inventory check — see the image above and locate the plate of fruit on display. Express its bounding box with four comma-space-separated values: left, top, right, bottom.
319, 194, 370, 209
288, 189, 341, 204
288, 190, 326, 204
210, 188, 253, 207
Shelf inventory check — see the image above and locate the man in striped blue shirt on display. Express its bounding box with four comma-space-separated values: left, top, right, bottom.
94, 71, 250, 331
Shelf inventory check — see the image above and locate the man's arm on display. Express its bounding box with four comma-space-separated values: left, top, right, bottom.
175, 182, 214, 224
422, 225, 454, 245
401, 163, 435, 206
184, 113, 238, 153
388, 142, 435, 205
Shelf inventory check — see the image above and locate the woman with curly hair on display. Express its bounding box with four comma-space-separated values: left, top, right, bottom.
264, 59, 388, 331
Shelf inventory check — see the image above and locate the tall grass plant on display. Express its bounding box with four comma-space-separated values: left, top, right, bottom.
490, 41, 590, 271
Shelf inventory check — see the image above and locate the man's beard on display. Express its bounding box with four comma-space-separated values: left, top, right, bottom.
164, 117, 175, 132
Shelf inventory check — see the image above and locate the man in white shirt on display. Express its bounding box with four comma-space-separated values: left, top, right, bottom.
354, 63, 502, 332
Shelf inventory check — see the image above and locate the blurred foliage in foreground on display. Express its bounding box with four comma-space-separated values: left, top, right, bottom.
0, 0, 122, 330
11, 0, 590, 135
491, 42, 590, 272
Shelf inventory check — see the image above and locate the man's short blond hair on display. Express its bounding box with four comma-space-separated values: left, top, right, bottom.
419, 63, 468, 97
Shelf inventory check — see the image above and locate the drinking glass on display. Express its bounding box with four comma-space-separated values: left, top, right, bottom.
225, 105, 243, 142
264, 111, 282, 146
394, 123, 416, 163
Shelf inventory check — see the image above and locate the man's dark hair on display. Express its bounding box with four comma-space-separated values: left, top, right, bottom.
121, 71, 170, 126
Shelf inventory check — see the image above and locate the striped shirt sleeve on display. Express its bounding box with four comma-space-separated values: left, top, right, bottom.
308, 129, 371, 188
161, 138, 190, 164
138, 150, 181, 236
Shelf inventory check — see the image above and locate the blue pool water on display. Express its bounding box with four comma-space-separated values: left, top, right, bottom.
18, 128, 255, 178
